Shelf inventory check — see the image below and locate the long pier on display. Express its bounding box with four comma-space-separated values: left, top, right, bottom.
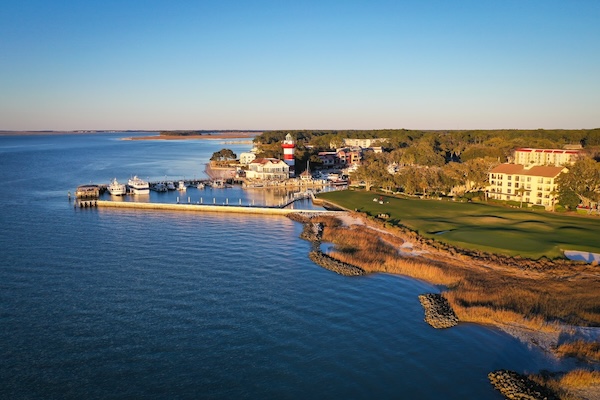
96, 200, 335, 216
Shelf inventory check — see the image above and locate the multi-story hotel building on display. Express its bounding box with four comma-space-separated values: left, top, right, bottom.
487, 164, 567, 210
513, 148, 581, 167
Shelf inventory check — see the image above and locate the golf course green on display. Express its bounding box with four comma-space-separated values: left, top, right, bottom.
318, 190, 600, 259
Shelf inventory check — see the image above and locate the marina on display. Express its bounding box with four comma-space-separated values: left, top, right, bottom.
73, 172, 344, 211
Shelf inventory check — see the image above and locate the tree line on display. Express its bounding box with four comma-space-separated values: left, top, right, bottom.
253, 129, 600, 207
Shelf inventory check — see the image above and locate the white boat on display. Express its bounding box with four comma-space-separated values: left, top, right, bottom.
177, 180, 186, 191
166, 181, 176, 190
152, 182, 167, 192
107, 178, 126, 196
197, 182, 205, 189
128, 176, 150, 195
212, 179, 231, 188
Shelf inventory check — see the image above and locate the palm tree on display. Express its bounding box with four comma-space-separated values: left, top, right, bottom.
516, 186, 527, 208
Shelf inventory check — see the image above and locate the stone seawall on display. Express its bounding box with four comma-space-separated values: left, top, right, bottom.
308, 251, 366, 276
488, 370, 559, 400
96, 200, 332, 216
418, 293, 459, 329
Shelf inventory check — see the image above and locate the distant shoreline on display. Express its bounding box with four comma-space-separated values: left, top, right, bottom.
0, 131, 120, 136
0, 131, 260, 140
125, 132, 259, 141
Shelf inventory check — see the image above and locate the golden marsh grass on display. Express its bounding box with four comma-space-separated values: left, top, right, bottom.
313, 214, 600, 330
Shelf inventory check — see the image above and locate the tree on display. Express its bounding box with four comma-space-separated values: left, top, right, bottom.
556, 158, 600, 207
210, 149, 237, 161
350, 156, 391, 191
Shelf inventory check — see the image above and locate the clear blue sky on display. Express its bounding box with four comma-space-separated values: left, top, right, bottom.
1, 0, 598, 131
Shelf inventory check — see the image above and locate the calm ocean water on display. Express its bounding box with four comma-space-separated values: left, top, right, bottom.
0, 132, 569, 399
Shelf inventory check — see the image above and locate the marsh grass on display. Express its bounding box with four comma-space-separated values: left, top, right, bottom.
559, 369, 600, 388
315, 214, 600, 328
530, 370, 600, 400
555, 340, 600, 362
319, 223, 461, 286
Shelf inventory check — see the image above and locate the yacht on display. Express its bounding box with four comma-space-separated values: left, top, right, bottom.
107, 178, 126, 196
166, 181, 176, 190
128, 176, 150, 195
177, 180, 186, 191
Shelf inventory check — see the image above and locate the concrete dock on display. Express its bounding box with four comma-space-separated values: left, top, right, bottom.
96, 200, 335, 216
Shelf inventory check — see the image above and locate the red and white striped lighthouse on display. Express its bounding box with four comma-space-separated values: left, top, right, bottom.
281, 133, 296, 177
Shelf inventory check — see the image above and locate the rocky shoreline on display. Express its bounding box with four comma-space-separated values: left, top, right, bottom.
418, 293, 459, 329
488, 370, 559, 400
308, 250, 366, 276
292, 213, 366, 276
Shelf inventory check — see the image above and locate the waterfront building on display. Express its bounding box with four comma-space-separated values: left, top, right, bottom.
246, 158, 290, 181
487, 164, 567, 210
317, 151, 338, 167
512, 148, 581, 167
239, 152, 256, 165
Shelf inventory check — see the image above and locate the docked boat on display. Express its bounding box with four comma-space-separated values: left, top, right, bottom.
177, 180, 186, 191
152, 182, 167, 192
197, 182, 205, 189
212, 179, 231, 188
166, 181, 176, 190
128, 176, 150, 195
107, 178, 126, 196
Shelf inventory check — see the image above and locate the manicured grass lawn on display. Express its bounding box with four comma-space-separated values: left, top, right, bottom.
318, 190, 600, 259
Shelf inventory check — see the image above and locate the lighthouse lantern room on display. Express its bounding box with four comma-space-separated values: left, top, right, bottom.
281, 133, 296, 177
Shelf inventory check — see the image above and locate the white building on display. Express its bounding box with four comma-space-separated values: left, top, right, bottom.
487, 164, 567, 209
340, 138, 388, 148
239, 152, 257, 165
513, 148, 581, 167
246, 158, 290, 181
